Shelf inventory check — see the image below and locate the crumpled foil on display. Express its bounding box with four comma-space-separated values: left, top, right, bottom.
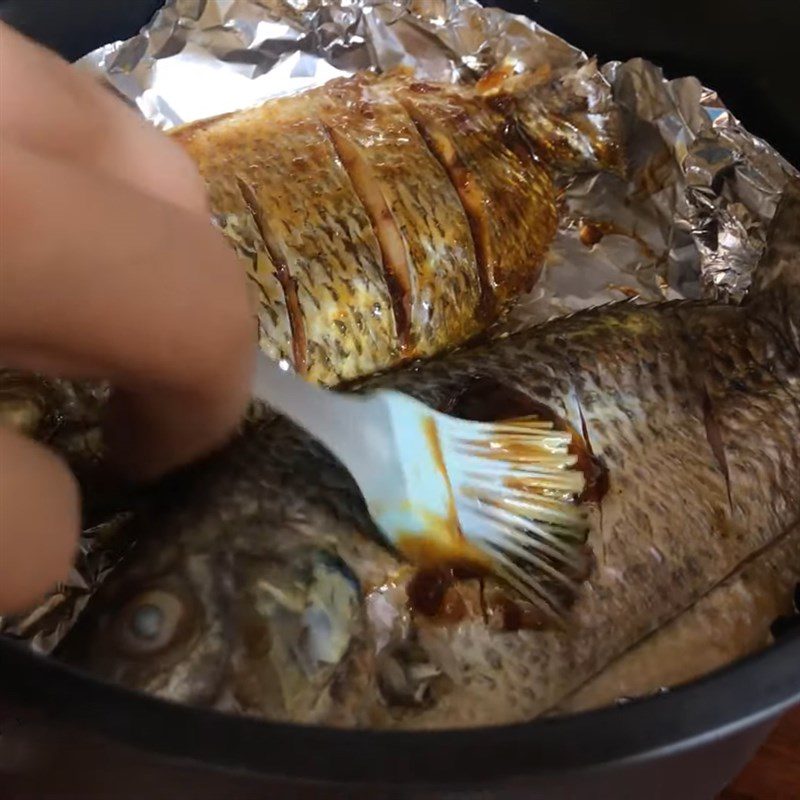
2, 0, 797, 651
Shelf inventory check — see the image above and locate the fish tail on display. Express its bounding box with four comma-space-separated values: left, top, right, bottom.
486, 65, 625, 177
747, 176, 800, 352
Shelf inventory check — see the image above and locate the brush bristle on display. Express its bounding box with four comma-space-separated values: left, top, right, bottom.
441, 415, 591, 618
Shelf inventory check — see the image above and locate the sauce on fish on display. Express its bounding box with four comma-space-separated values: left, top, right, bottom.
484, 589, 550, 631
407, 565, 482, 623
405, 378, 605, 626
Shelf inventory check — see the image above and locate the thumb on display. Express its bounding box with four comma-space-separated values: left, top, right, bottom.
0, 426, 80, 615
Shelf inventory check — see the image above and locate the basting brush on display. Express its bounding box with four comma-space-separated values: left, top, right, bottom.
252, 352, 590, 618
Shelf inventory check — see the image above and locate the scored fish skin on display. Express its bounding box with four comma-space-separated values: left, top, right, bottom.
173, 70, 558, 384
555, 522, 800, 714
166, 116, 296, 370
0, 69, 561, 531
173, 91, 399, 384
60, 185, 800, 729
393, 77, 557, 306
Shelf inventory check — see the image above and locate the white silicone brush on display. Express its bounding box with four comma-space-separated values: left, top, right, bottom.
252, 353, 590, 617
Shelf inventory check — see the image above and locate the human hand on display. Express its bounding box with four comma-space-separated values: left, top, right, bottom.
0, 24, 254, 614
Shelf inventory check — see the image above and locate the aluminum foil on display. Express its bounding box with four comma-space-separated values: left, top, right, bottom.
2, 0, 797, 650
76, 0, 797, 315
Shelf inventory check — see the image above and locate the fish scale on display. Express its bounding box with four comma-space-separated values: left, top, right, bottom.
320, 75, 483, 353
689, 311, 800, 534
59, 185, 800, 729
172, 70, 558, 384
250, 107, 399, 384
175, 94, 399, 384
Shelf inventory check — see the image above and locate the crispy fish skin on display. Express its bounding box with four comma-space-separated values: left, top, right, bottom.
167, 119, 296, 369
173, 92, 399, 384
173, 71, 558, 384
393, 78, 557, 306
60, 185, 800, 728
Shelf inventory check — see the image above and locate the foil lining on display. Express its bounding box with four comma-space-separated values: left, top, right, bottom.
2, 0, 797, 650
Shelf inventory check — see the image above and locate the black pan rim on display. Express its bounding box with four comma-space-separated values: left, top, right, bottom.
1, 630, 798, 785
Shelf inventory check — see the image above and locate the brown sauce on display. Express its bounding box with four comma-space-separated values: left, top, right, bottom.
407, 566, 482, 623
444, 377, 608, 504
578, 219, 657, 262
484, 589, 549, 632
407, 568, 553, 632
407, 568, 453, 618
406, 378, 608, 625
571, 433, 609, 505
475, 65, 515, 94
408, 82, 439, 95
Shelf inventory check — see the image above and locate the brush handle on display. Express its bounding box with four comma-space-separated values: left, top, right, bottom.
250, 351, 390, 474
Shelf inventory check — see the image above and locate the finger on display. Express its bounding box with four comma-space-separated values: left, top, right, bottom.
0, 140, 255, 479
0, 426, 80, 615
0, 22, 207, 215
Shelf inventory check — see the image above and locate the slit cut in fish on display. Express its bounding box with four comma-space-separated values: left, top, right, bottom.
318, 75, 484, 357
402, 105, 495, 315
237, 176, 308, 375
325, 125, 413, 349
171, 69, 559, 383
396, 79, 557, 313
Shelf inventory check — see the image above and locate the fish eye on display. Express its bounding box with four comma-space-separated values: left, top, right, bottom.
114, 589, 187, 656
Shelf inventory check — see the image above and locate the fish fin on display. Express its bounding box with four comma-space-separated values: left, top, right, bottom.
747, 176, 800, 352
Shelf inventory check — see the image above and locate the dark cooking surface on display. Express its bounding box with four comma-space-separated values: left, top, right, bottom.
1, 629, 798, 784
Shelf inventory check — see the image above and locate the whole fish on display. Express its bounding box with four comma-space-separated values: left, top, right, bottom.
0, 63, 621, 484
172, 70, 562, 384
59, 184, 800, 729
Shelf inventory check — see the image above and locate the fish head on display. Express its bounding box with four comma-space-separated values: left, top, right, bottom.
61, 528, 233, 707
61, 477, 374, 724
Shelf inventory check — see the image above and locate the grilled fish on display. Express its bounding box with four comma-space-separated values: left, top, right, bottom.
0, 70, 567, 496
59, 181, 800, 728
172, 70, 560, 384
